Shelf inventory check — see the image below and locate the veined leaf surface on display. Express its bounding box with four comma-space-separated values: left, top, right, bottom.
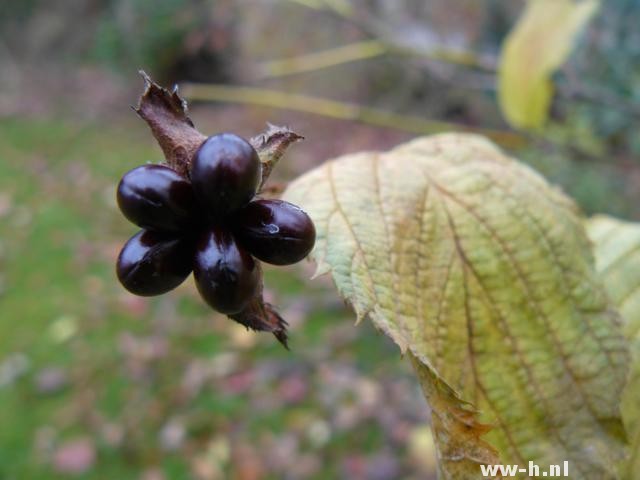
284, 134, 628, 478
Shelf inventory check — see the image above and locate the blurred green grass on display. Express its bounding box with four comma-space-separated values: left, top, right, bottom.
0, 118, 421, 479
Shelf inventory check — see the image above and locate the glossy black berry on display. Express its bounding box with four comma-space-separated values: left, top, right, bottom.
193, 227, 260, 314
233, 199, 315, 266
191, 133, 261, 219
117, 164, 197, 232
116, 230, 193, 296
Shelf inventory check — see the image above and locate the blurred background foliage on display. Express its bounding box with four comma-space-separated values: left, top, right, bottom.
0, 0, 639, 479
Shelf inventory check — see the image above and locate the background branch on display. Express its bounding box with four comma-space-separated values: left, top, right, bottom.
181, 82, 526, 148
279, 0, 640, 116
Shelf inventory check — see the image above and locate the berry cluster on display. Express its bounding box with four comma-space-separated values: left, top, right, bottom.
116, 132, 315, 318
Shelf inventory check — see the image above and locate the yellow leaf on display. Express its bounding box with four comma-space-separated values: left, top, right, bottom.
498, 0, 599, 130
284, 134, 629, 478
587, 215, 640, 478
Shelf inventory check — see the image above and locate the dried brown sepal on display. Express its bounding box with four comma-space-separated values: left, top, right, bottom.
251, 123, 304, 191
134, 70, 206, 177
229, 299, 289, 349
225, 263, 288, 347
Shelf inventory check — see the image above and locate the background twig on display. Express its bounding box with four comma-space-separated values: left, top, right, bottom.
181, 82, 526, 148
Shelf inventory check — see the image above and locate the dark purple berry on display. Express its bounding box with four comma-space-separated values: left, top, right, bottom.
117, 164, 197, 232
116, 230, 193, 296
193, 227, 260, 314
191, 133, 261, 218
233, 199, 315, 266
